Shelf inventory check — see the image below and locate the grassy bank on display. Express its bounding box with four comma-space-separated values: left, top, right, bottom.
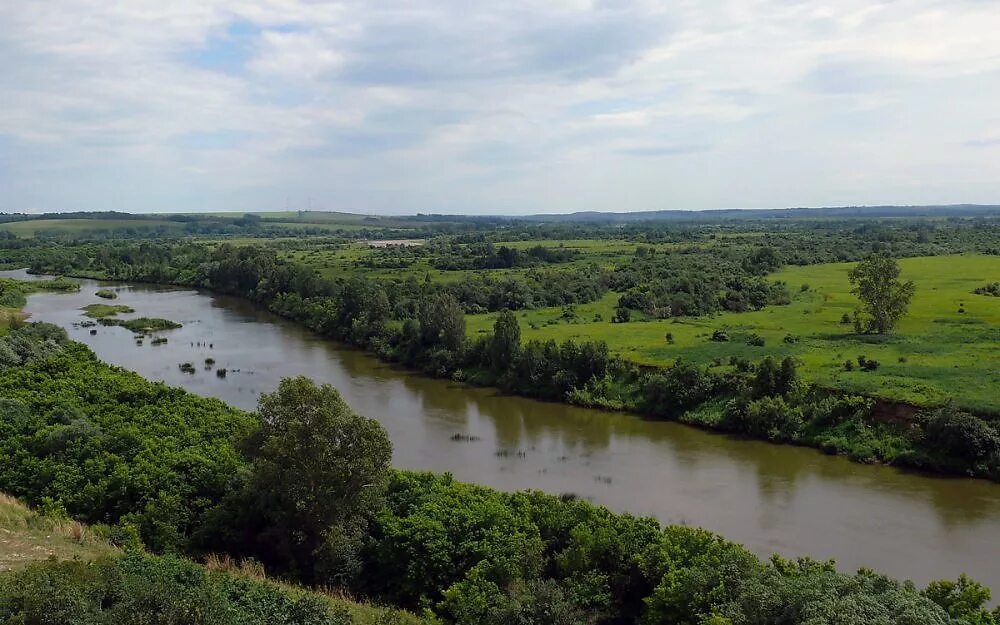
468, 254, 1000, 412
0, 493, 114, 572
0, 493, 423, 624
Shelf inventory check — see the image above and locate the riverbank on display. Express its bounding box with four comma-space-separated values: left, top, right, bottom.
0, 324, 993, 623
10, 270, 1000, 593
20, 262, 994, 485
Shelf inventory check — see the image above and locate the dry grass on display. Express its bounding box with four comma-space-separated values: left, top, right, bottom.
0, 493, 114, 571
203, 552, 267, 581
202, 552, 424, 624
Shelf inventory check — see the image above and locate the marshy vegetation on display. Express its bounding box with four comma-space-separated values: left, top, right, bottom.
81, 303, 134, 318
97, 316, 182, 333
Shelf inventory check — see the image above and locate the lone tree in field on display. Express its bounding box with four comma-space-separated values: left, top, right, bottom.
848, 253, 915, 334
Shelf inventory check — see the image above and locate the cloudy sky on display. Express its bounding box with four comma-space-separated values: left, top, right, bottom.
2, 1, 1000, 214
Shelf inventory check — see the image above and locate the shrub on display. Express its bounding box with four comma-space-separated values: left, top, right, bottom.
923, 406, 1000, 467
0, 553, 353, 625
725, 395, 804, 441
710, 330, 729, 342
641, 362, 714, 419
857, 356, 880, 371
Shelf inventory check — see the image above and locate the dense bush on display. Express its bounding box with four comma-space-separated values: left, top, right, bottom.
0, 337, 254, 553
364, 472, 992, 625
640, 362, 714, 419
924, 406, 1000, 470
724, 395, 804, 441
0, 553, 352, 625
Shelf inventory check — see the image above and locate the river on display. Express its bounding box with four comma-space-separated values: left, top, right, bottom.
9, 271, 1000, 591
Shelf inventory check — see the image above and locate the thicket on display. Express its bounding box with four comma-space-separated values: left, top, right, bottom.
974, 282, 1000, 297
0, 553, 356, 625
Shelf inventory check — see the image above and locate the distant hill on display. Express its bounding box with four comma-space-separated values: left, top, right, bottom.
518, 204, 1000, 222
4, 204, 1000, 227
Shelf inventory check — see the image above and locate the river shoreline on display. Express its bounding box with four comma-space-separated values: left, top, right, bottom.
11, 266, 985, 484
7, 269, 1000, 593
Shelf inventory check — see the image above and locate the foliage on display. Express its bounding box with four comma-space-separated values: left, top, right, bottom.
973, 282, 1000, 297
0, 553, 354, 625
923, 406, 1000, 470
81, 303, 134, 318
924, 574, 999, 624
0, 334, 254, 552
247, 377, 392, 584
724, 395, 804, 442
98, 316, 183, 333
640, 362, 714, 419
848, 253, 916, 334
0, 277, 79, 309
488, 310, 520, 371
0, 330, 992, 623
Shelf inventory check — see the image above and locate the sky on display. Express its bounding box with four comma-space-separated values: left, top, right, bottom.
2, 0, 1000, 215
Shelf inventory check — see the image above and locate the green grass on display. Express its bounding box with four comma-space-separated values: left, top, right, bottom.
81, 303, 135, 318
468, 254, 1000, 412
280, 243, 475, 283
0, 277, 80, 321
99, 317, 182, 333
0, 493, 114, 572
0, 218, 182, 237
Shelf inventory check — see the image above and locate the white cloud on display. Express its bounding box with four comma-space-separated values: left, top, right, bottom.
1, 0, 1000, 213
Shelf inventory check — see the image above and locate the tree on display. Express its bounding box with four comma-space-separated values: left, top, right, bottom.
251, 376, 392, 583
419, 292, 466, 351
848, 253, 915, 334
924, 574, 997, 624
489, 310, 521, 371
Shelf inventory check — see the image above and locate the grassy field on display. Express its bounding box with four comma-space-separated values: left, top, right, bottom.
0, 218, 182, 237
0, 493, 114, 572
280, 242, 478, 283
468, 254, 1000, 412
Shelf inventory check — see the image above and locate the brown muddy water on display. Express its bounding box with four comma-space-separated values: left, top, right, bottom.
9, 270, 1000, 592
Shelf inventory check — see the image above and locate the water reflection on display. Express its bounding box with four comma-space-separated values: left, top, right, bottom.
7, 271, 1000, 592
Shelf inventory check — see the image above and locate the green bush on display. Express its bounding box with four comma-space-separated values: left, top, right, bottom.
0, 553, 353, 625
725, 395, 804, 441
924, 406, 1000, 468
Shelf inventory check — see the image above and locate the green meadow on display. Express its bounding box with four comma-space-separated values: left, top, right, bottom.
0, 218, 182, 237
468, 254, 1000, 412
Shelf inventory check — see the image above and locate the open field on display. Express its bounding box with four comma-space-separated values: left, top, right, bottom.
468, 254, 1000, 412
0, 218, 183, 237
